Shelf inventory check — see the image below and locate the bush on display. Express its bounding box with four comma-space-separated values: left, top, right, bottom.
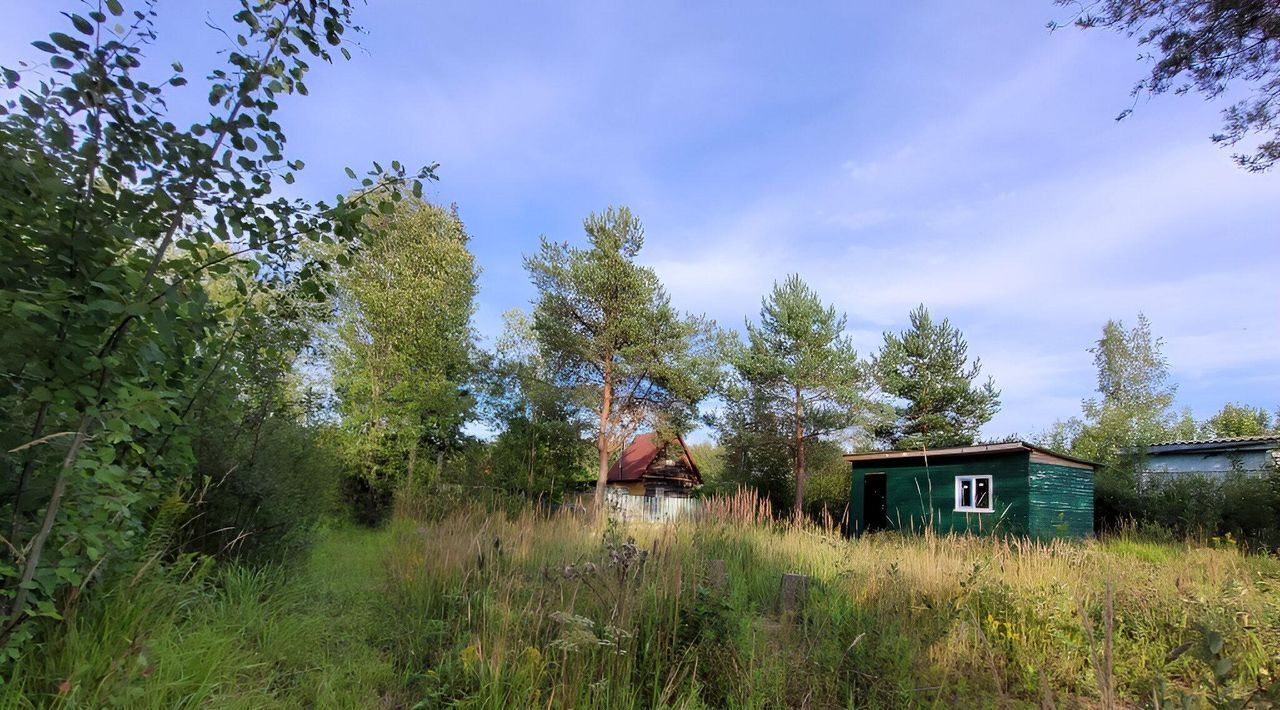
187, 419, 346, 560
1094, 466, 1144, 532
1135, 471, 1280, 551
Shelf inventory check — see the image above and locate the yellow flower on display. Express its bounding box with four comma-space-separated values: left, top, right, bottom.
461, 642, 482, 672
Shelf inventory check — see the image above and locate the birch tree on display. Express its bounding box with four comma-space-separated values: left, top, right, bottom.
331, 198, 478, 494
0, 0, 428, 654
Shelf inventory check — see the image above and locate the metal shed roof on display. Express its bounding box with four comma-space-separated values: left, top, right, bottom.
843, 441, 1097, 469
1143, 435, 1280, 454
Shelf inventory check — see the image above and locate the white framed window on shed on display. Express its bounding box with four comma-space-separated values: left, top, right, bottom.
954, 475, 993, 513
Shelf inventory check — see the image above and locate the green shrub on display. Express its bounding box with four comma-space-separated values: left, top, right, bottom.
188, 420, 346, 560
1135, 471, 1280, 551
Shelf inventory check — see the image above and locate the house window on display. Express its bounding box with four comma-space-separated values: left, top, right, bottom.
955, 475, 993, 513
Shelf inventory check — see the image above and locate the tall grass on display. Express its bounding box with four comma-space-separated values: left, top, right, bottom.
0, 527, 403, 709
3, 495, 1277, 708
383, 492, 1280, 708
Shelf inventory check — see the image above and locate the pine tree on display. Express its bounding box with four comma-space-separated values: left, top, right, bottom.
525, 206, 719, 510
875, 305, 1000, 449
726, 275, 868, 518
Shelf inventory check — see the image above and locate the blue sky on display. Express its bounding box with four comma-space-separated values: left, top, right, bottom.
5, 2, 1278, 440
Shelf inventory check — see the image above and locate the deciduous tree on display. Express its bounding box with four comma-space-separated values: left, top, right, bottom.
1073, 314, 1178, 463
1200, 402, 1277, 438
0, 0, 427, 654
331, 198, 479, 494
481, 309, 592, 499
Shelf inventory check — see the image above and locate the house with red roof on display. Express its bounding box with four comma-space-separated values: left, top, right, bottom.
606, 432, 702, 499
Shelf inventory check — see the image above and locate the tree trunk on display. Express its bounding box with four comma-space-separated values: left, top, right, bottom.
5, 402, 50, 565
793, 385, 806, 520
594, 361, 613, 512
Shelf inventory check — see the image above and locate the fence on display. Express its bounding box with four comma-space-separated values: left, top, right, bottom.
606, 493, 701, 523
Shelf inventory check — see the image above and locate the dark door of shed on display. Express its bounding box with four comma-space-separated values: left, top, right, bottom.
863, 473, 887, 532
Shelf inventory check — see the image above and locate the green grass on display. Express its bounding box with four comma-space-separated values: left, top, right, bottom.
3, 503, 1279, 708
0, 526, 403, 709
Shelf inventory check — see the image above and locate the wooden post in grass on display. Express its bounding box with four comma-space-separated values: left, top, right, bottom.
779, 573, 809, 617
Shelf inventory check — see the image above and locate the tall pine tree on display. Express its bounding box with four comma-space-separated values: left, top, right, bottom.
525, 206, 719, 511
726, 275, 868, 518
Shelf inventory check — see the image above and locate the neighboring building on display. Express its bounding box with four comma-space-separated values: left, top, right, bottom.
845, 442, 1096, 539
1138, 435, 1280, 483
603, 432, 702, 522
607, 432, 702, 496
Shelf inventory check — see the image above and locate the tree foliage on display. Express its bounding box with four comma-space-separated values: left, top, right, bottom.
1074, 314, 1179, 463
1054, 0, 1280, 171
525, 206, 719, 509
723, 275, 868, 517
330, 197, 479, 501
480, 309, 593, 500
1034, 314, 1183, 529
1200, 402, 1277, 438
684, 441, 724, 484
180, 270, 343, 561
0, 0, 427, 657
874, 305, 1000, 450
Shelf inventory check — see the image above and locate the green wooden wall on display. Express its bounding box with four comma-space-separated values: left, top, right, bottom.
848, 452, 1031, 536
848, 451, 1094, 539
1026, 462, 1094, 539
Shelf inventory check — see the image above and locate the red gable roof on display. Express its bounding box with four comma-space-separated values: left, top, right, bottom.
606, 432, 702, 485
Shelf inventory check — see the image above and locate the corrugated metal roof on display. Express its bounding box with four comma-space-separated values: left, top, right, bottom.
1147, 434, 1280, 447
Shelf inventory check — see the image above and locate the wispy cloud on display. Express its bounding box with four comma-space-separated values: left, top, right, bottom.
5, 0, 1276, 439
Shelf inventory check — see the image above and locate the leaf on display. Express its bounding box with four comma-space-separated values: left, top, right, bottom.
1205, 629, 1223, 655
105, 0, 124, 16
89, 299, 124, 314
70, 14, 95, 36
49, 32, 84, 52
1163, 641, 1193, 664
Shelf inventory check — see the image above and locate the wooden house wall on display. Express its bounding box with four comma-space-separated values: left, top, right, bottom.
849, 452, 1031, 536
1027, 462, 1094, 539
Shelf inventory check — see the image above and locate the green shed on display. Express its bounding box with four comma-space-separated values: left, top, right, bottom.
845, 442, 1096, 539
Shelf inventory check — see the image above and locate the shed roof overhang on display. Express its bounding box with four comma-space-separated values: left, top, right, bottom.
843, 441, 1097, 470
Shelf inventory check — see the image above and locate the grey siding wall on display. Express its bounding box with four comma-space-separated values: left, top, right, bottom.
1141, 449, 1275, 482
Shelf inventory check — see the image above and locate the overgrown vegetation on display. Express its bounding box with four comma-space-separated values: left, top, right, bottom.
3, 2, 1279, 705
1037, 314, 1280, 550
4, 499, 1277, 707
